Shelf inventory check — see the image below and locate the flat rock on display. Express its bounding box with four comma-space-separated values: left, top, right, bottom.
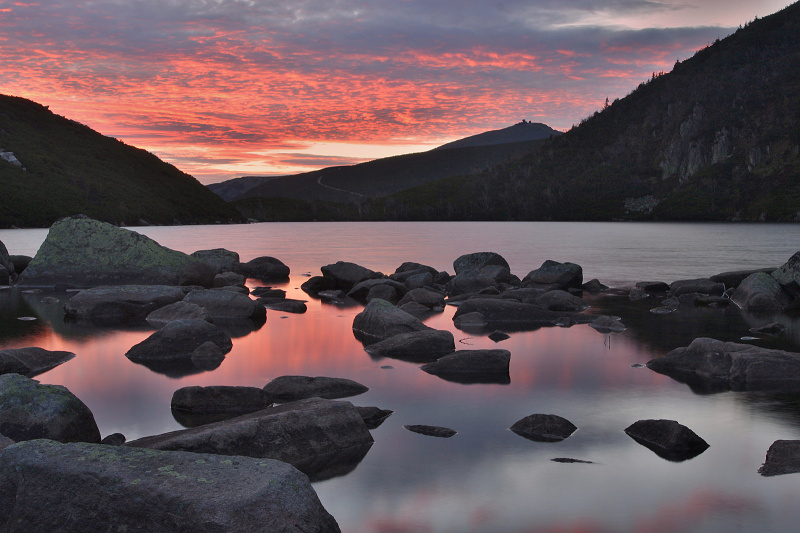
0, 440, 340, 533
184, 289, 266, 321
0, 347, 75, 377
127, 397, 374, 481
263, 376, 369, 402
260, 298, 308, 313
510, 414, 577, 442
453, 298, 590, 330
352, 298, 432, 345
421, 349, 511, 384
172, 386, 273, 413
0, 373, 100, 443
145, 300, 212, 328
64, 285, 186, 324
646, 337, 800, 392
364, 329, 456, 363
759, 440, 800, 476
404, 424, 457, 438
588, 315, 626, 333
17, 215, 212, 288
624, 419, 709, 461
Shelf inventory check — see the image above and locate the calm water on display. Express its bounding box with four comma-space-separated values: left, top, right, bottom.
1, 221, 800, 532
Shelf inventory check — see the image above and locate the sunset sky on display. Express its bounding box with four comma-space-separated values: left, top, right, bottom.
0, 0, 792, 184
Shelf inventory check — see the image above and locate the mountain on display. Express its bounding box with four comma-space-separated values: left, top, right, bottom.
0, 94, 243, 228
433, 121, 560, 151
220, 138, 548, 205
207, 176, 283, 202
381, 2, 800, 222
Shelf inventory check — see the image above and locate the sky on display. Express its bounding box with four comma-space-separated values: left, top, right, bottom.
0, 0, 793, 184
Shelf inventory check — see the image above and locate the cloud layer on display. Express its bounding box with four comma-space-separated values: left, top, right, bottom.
0, 0, 790, 182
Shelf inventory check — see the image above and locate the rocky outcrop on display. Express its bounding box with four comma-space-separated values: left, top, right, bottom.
17, 216, 213, 288
0, 374, 100, 443
646, 337, 800, 392
64, 285, 186, 324
352, 299, 432, 345
0, 440, 341, 533
624, 419, 709, 461
240, 256, 290, 280
759, 440, 800, 476
364, 329, 455, 363
0, 347, 75, 377
730, 272, 791, 311
420, 349, 511, 384
510, 414, 577, 442
263, 376, 369, 402
127, 397, 374, 481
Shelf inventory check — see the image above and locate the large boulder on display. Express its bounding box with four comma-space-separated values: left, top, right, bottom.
0, 347, 75, 378
421, 349, 511, 384
522, 260, 583, 290
125, 319, 233, 368
647, 337, 800, 392
17, 215, 213, 288
171, 386, 273, 414
184, 289, 266, 322
510, 414, 577, 442
0, 374, 100, 443
127, 397, 374, 481
624, 419, 709, 461
191, 248, 241, 273
263, 376, 369, 402
397, 288, 446, 309
352, 298, 432, 345
730, 272, 791, 311
321, 261, 383, 290
240, 256, 290, 280
772, 251, 800, 298
145, 300, 213, 328
364, 329, 456, 363
64, 285, 186, 324
453, 252, 509, 275
0, 440, 340, 533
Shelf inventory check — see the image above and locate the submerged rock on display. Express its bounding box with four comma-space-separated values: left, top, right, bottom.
510, 414, 577, 442
646, 337, 800, 392
17, 215, 212, 288
759, 440, 800, 476
0, 373, 100, 443
263, 376, 369, 402
0, 440, 341, 533
0, 347, 75, 378
260, 298, 308, 314
624, 419, 709, 461
404, 424, 457, 438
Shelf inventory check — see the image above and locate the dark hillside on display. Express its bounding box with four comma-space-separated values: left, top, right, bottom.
433, 121, 559, 151
0, 94, 243, 228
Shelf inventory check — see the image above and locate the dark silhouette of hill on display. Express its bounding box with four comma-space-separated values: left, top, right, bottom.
0, 94, 243, 228
433, 121, 560, 151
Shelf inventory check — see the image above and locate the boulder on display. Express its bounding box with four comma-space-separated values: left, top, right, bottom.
510, 414, 577, 442
0, 373, 100, 443
730, 272, 791, 311
710, 268, 776, 288
397, 287, 446, 309
364, 329, 456, 363
252, 287, 286, 298
347, 279, 407, 303
522, 260, 583, 290
453, 311, 489, 329
421, 349, 511, 384
240, 256, 290, 280
534, 290, 589, 312
177, 260, 217, 287
635, 281, 670, 292
393, 262, 439, 278
190, 341, 226, 371
214, 271, 246, 287
352, 299, 432, 345
125, 319, 233, 367
101, 433, 126, 446
321, 261, 382, 290
127, 397, 374, 481
301, 276, 338, 295
582, 279, 608, 293
0, 440, 340, 533
191, 248, 241, 273
17, 215, 212, 288
263, 376, 369, 402
488, 331, 511, 342
772, 251, 800, 297
624, 419, 709, 461
446, 271, 500, 297
184, 289, 266, 321
64, 285, 186, 324
172, 386, 273, 414
260, 298, 308, 313
452, 298, 592, 330
759, 440, 800, 476
145, 300, 212, 328
355, 406, 393, 429
453, 252, 509, 275
404, 425, 457, 438
0, 347, 75, 377
646, 337, 800, 392
669, 278, 725, 297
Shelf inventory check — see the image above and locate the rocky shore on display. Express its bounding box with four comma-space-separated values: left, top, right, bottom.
1, 215, 800, 530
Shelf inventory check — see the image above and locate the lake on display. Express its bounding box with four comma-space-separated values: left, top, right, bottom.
1, 221, 800, 532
